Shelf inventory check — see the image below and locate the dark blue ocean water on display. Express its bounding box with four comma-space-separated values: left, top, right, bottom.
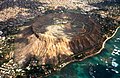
48, 28, 120, 78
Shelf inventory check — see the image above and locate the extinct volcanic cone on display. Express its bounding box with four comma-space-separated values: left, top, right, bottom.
14, 13, 105, 67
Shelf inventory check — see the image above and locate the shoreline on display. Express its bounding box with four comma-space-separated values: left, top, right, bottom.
46, 26, 120, 77
55, 26, 120, 71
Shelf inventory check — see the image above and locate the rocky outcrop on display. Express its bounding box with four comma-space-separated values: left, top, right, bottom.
14, 13, 104, 67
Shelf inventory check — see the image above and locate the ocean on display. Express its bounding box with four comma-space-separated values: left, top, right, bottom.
48, 28, 120, 78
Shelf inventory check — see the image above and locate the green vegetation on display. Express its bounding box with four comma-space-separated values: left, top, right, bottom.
0, 20, 19, 66
0, 0, 120, 78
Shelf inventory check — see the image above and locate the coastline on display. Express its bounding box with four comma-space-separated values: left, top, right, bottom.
55, 26, 120, 71
0, 0, 120, 77
46, 26, 120, 77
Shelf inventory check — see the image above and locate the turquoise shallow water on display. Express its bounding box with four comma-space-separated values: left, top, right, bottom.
48, 28, 120, 78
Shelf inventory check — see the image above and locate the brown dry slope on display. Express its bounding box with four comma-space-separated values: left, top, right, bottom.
14, 13, 105, 67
